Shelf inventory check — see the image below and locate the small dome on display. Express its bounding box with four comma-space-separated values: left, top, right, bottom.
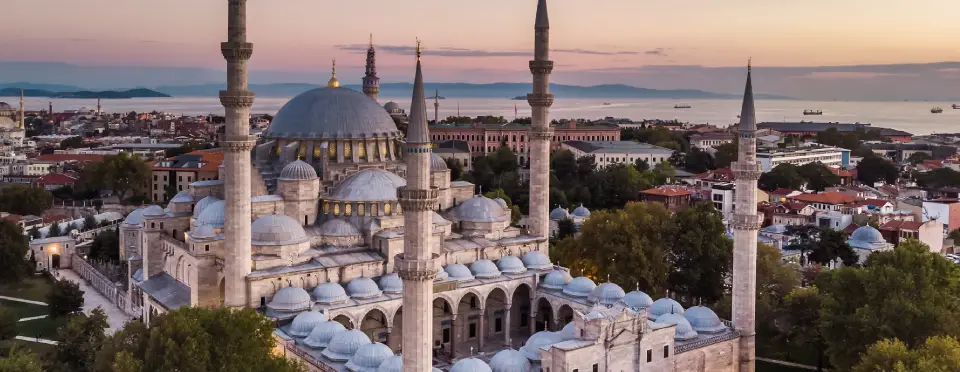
329, 169, 406, 202
123, 208, 146, 226
280, 159, 319, 180
347, 277, 382, 299
520, 331, 561, 361
170, 191, 193, 203
444, 264, 475, 282
289, 310, 328, 337
520, 251, 552, 270
563, 277, 596, 298
313, 282, 350, 305
585, 310, 605, 320
541, 271, 572, 291
621, 291, 654, 310
378, 273, 403, 294
557, 322, 576, 340
454, 195, 509, 223
589, 283, 626, 306
434, 266, 449, 281
251, 215, 308, 246
194, 200, 226, 228
193, 196, 220, 218
303, 320, 347, 349
489, 349, 532, 372
430, 153, 449, 171
322, 329, 372, 362
494, 198, 509, 210
656, 313, 699, 340
683, 306, 727, 333
761, 224, 787, 234
649, 298, 684, 320
346, 343, 393, 372
849, 225, 888, 250
497, 256, 527, 275
470, 259, 501, 279
319, 218, 361, 237
549, 207, 569, 221
383, 101, 401, 112
432, 211, 452, 226
376, 355, 403, 372
450, 358, 493, 372
268, 286, 312, 312
190, 224, 217, 240
142, 205, 165, 217
572, 204, 591, 218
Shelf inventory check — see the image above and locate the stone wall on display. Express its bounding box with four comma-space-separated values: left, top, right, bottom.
72, 253, 140, 316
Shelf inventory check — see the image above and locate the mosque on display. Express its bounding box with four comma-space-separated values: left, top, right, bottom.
119, 1, 763, 371
0, 91, 27, 146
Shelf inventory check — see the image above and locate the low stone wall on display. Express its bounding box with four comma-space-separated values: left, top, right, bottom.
71, 253, 138, 317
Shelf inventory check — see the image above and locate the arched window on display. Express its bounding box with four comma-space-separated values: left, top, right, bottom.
345, 203, 353, 216
384, 203, 392, 215
334, 203, 341, 216
358, 204, 365, 216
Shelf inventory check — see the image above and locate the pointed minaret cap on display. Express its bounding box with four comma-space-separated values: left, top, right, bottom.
535, 0, 549, 28
738, 58, 756, 132
407, 39, 429, 143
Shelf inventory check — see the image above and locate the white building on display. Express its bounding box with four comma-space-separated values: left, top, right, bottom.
561, 141, 674, 169
689, 132, 734, 149
756, 146, 850, 172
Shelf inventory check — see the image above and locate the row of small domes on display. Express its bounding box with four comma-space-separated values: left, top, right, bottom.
549, 204, 591, 220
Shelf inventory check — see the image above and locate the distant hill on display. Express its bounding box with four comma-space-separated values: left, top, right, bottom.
154, 82, 791, 100
0, 87, 170, 99
0, 82, 84, 92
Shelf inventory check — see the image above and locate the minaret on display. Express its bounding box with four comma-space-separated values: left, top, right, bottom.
19, 89, 25, 129
731, 60, 762, 372
434, 89, 440, 124
219, 0, 255, 308
527, 0, 554, 238
362, 34, 380, 101
96, 98, 102, 118
396, 40, 439, 372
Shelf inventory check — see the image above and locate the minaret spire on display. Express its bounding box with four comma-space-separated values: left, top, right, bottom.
527, 0, 555, 239
362, 34, 380, 101
397, 38, 439, 372
731, 60, 762, 372
434, 88, 440, 124
19, 89, 24, 129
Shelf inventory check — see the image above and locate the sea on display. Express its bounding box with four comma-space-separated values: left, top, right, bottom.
3, 96, 958, 136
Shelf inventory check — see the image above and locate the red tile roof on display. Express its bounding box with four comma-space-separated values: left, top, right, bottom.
42, 214, 72, 224
789, 192, 861, 205
641, 186, 694, 197
1, 214, 23, 223
695, 168, 735, 182
36, 154, 105, 163
828, 167, 852, 177
879, 220, 923, 231
36, 172, 77, 186
920, 159, 944, 169
843, 223, 860, 234
860, 199, 892, 208
151, 149, 224, 173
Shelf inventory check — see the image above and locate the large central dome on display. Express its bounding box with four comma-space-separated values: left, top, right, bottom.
264, 87, 402, 139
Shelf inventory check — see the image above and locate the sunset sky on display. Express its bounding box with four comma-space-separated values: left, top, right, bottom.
1, 0, 958, 98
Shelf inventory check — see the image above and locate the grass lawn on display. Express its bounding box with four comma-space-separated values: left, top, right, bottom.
0, 299, 49, 319
0, 275, 55, 302
16, 315, 71, 341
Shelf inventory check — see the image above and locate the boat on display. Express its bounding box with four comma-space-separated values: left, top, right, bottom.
674, 104, 691, 109
511, 96, 526, 100
603, 102, 612, 106
952, 104, 960, 109
803, 110, 823, 115
429, 95, 446, 100
932, 107, 943, 114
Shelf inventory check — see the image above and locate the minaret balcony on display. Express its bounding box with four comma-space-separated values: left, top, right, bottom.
218, 91, 255, 108
526, 94, 555, 108
731, 161, 762, 180
528, 127, 554, 140
220, 42, 253, 61
398, 187, 439, 211
394, 253, 440, 281
729, 213, 763, 230
529, 60, 554, 74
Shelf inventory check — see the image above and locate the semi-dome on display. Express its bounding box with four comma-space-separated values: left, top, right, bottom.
289, 310, 328, 337
251, 215, 308, 245
190, 224, 218, 240
193, 196, 220, 218
322, 329, 372, 362
849, 225, 888, 250
313, 282, 350, 305
142, 205, 165, 217
497, 256, 527, 275
656, 313, 699, 340
123, 208, 146, 226
541, 271, 571, 291
649, 298, 684, 319
430, 153, 449, 171
494, 198, 509, 210
622, 290, 654, 310
489, 349, 532, 372
329, 169, 406, 202
549, 207, 569, 221
589, 283, 626, 306
303, 320, 347, 349
454, 195, 509, 223
450, 358, 493, 372
572, 204, 591, 218
319, 218, 361, 237
432, 211, 452, 226
444, 264, 475, 282
265, 87, 402, 140
347, 277, 382, 299
378, 273, 403, 294
558, 322, 576, 340
470, 259, 501, 279
434, 266, 449, 281
563, 277, 597, 298
683, 306, 726, 333
268, 286, 312, 312
279, 159, 319, 180
194, 200, 226, 228
345, 342, 393, 372
520, 331, 561, 361
170, 191, 193, 203
520, 251, 552, 270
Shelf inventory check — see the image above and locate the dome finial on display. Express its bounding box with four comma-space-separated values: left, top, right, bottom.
416, 38, 422, 61
327, 58, 340, 88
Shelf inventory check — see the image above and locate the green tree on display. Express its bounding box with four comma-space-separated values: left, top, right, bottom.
856, 154, 899, 185
49, 308, 108, 372
853, 336, 960, 372
555, 218, 576, 240
817, 240, 960, 370
0, 220, 31, 282
784, 225, 819, 266
88, 228, 120, 262
47, 221, 63, 237
906, 152, 932, 165
48, 279, 85, 318
0, 185, 53, 216
807, 228, 858, 267
59, 136, 86, 149
551, 150, 578, 184
575, 155, 596, 180
915, 168, 960, 189
445, 158, 464, 181
83, 215, 97, 231
666, 201, 732, 305
80, 152, 151, 201
0, 306, 17, 342
713, 141, 739, 169
759, 163, 805, 191
712, 243, 801, 331
781, 286, 827, 371
797, 162, 841, 192
94, 307, 303, 372
683, 148, 715, 173
164, 182, 178, 203
0, 347, 43, 372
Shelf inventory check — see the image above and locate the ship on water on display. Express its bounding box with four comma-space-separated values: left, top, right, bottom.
932, 107, 944, 114
952, 104, 960, 109
803, 109, 823, 115
674, 104, 691, 109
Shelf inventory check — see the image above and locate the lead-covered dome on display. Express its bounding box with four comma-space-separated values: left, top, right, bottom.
251, 215, 308, 245
190, 224, 218, 240
329, 169, 406, 202
497, 256, 527, 275
347, 277, 382, 299
170, 191, 193, 203
322, 329, 372, 361
489, 349, 532, 372
454, 195, 509, 223
383, 101, 401, 112
268, 286, 312, 312
430, 153, 449, 171
470, 259, 501, 279
589, 283, 626, 306
450, 358, 493, 372
346, 342, 393, 372
444, 264, 475, 282
650, 298, 684, 319
193, 196, 220, 218
683, 306, 726, 333
280, 159, 318, 180
656, 313, 699, 340
378, 273, 403, 294
303, 320, 347, 348
313, 282, 349, 305
289, 310, 328, 337
193, 200, 225, 228
265, 87, 401, 139
541, 271, 571, 291
319, 218, 361, 237
520, 331, 561, 361
142, 205, 165, 217
521, 251, 552, 270
549, 207, 569, 221
123, 208, 146, 226
849, 225, 888, 250
572, 204, 591, 218
622, 290, 654, 310
563, 277, 597, 298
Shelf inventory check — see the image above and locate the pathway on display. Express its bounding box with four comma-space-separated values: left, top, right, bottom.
0, 295, 48, 306
57, 269, 132, 334
14, 336, 58, 345
17, 315, 48, 322
757, 357, 824, 371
